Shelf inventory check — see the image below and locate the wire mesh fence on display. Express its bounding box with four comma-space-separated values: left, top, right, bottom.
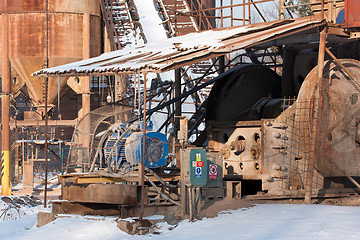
67, 104, 132, 173
280, 97, 323, 192
279, 59, 360, 194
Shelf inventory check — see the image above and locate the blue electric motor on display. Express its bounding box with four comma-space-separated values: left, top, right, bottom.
103, 121, 168, 168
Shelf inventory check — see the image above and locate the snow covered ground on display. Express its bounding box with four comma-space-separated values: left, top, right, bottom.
2, 203, 360, 240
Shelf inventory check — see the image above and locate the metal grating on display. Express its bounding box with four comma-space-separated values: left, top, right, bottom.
280, 97, 323, 192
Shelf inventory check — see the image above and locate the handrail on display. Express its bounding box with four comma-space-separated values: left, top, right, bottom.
99, 0, 117, 50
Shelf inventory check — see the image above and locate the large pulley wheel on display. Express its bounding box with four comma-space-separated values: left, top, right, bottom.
297, 59, 360, 176
206, 64, 282, 122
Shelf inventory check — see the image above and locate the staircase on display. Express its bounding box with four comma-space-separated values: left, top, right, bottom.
152, 0, 219, 143
100, 0, 218, 143
156, 0, 198, 36
101, 0, 144, 50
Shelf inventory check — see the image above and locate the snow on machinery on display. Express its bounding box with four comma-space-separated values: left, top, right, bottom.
58, 56, 360, 216
203, 58, 360, 199
58, 62, 360, 217
33, 2, 360, 218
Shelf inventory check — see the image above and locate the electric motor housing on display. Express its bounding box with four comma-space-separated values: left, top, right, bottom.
103, 121, 169, 169
125, 131, 168, 168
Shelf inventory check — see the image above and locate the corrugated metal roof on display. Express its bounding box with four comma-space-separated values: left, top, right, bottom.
33, 16, 325, 77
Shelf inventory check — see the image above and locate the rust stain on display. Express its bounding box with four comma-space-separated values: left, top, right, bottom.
345, 0, 360, 27
0, 0, 101, 105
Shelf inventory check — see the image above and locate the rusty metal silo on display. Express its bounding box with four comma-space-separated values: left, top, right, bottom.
0, 0, 101, 108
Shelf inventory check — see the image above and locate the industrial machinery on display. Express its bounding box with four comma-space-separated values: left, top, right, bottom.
205, 58, 360, 197
66, 117, 170, 173
15, 0, 360, 220
101, 121, 169, 170
206, 64, 283, 122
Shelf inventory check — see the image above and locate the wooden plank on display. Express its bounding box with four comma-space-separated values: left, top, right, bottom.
59, 173, 180, 184
23, 160, 34, 188
62, 183, 138, 205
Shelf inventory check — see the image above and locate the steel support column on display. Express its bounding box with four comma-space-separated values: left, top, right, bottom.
44, 0, 49, 207
304, 27, 328, 204
82, 12, 91, 117
219, 55, 225, 75
279, 0, 285, 20
175, 68, 182, 130
1, 13, 11, 195
140, 72, 147, 220
44, 77, 49, 206
175, 68, 182, 168
78, 13, 91, 172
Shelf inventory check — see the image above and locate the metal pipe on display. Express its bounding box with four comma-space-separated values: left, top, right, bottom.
59, 142, 63, 175
347, 176, 360, 189
1, 13, 11, 195
248, 0, 251, 24
44, 78, 49, 207
175, 68, 182, 131
279, 0, 285, 20
188, 187, 193, 219
140, 72, 147, 220
14, 130, 19, 183
44, 0, 49, 207
304, 27, 328, 204
283, 0, 342, 9
105, 127, 132, 173
57, 75, 61, 119
196, 187, 201, 215
242, 0, 245, 25
219, 55, 225, 74
145, 60, 231, 117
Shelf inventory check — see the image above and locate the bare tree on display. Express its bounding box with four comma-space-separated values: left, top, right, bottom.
285, 0, 313, 17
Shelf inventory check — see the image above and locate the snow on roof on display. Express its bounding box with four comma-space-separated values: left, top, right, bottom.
33, 16, 325, 77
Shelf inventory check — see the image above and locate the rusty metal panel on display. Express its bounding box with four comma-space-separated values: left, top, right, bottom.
0, 0, 100, 15
345, 0, 360, 27
34, 17, 326, 77
0, 0, 46, 12
0, 0, 101, 105
62, 183, 138, 205
48, 0, 100, 15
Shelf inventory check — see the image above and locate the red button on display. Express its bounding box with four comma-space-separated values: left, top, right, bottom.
197, 161, 204, 167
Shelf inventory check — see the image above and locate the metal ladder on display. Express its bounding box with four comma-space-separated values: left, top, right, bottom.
100, 0, 143, 50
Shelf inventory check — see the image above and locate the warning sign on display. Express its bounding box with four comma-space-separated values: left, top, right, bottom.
195, 167, 202, 178
196, 153, 201, 161
197, 161, 204, 167
193, 161, 204, 167
209, 164, 217, 179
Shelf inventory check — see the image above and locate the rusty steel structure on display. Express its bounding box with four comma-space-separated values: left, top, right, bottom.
3, 0, 360, 220
0, 0, 102, 107
0, 0, 102, 196
1, 13, 11, 195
